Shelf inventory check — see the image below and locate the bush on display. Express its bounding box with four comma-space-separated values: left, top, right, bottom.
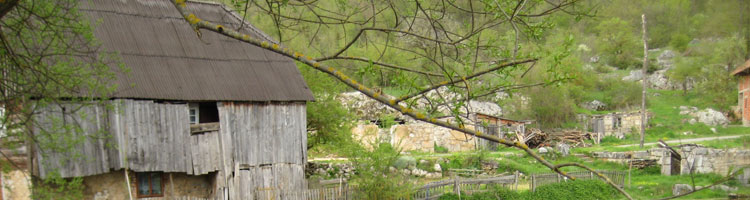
434, 143, 449, 153
346, 142, 415, 199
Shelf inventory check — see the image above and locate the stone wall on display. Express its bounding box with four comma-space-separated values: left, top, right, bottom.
679, 146, 750, 175
592, 146, 750, 176
352, 122, 480, 152
1, 169, 31, 200
583, 111, 646, 138
83, 170, 213, 200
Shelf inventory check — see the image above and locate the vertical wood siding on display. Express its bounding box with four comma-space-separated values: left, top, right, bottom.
33, 100, 308, 198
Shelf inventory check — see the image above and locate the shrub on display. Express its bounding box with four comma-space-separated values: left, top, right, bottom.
434, 143, 449, 153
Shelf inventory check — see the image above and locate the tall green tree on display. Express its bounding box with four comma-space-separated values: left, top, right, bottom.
0, 0, 116, 199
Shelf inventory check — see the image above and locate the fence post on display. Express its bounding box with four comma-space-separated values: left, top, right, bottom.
531, 175, 535, 192
514, 171, 519, 191
557, 173, 561, 183
456, 176, 462, 199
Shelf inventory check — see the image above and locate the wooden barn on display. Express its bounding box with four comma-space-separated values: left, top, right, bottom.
29, 0, 313, 199
732, 59, 750, 126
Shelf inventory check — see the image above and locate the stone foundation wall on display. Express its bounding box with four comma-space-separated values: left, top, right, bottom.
679, 146, 750, 175
83, 170, 213, 200
352, 122, 479, 152
1, 169, 31, 200
592, 146, 750, 176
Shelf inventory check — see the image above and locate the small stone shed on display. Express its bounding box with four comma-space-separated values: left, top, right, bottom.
731, 59, 750, 126
579, 111, 648, 139
28, 0, 314, 199
474, 113, 532, 150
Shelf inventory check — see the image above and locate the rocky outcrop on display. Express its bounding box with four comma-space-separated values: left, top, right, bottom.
580, 100, 607, 111
679, 106, 729, 126
656, 50, 675, 69
622, 70, 643, 81
648, 69, 694, 90
338, 90, 502, 121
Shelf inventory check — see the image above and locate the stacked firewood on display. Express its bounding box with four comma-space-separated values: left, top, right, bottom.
628, 159, 657, 169
523, 128, 547, 148
522, 129, 596, 148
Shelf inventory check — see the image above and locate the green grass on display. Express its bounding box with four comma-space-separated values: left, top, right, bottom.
625, 170, 738, 199
696, 135, 750, 149
438, 180, 620, 200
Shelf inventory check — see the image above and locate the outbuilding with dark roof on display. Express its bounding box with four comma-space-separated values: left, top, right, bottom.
29, 0, 313, 199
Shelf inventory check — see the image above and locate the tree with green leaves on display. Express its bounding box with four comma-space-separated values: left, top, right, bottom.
167, 0, 645, 198
0, 0, 116, 199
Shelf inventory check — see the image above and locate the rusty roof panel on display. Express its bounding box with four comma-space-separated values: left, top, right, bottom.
80, 0, 314, 101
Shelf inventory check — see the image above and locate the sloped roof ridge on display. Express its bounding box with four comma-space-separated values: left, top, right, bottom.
187, 0, 280, 45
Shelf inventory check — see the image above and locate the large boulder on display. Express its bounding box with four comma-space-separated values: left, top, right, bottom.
657, 50, 676, 68
556, 143, 571, 156
622, 70, 644, 81
672, 184, 693, 196
680, 106, 729, 126
338, 89, 502, 121
581, 100, 607, 111
695, 109, 729, 126
648, 69, 694, 90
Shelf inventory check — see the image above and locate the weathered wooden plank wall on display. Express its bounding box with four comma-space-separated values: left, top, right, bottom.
33, 99, 308, 194
219, 102, 308, 199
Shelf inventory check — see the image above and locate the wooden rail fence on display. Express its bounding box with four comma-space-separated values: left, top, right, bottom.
246, 174, 518, 200
529, 170, 626, 191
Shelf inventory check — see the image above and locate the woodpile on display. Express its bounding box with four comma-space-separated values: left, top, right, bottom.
521, 129, 596, 148
524, 128, 547, 148
628, 159, 657, 169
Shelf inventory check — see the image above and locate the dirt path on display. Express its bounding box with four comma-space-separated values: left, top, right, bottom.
616, 134, 747, 147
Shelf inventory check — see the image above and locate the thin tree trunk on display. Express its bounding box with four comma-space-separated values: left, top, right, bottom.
640, 14, 648, 149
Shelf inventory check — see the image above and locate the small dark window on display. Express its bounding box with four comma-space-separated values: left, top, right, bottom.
136, 172, 163, 198
188, 102, 219, 124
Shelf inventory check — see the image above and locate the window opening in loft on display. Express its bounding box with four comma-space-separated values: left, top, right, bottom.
188, 102, 219, 124
136, 172, 163, 198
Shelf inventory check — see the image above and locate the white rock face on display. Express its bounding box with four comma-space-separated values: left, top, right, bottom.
433, 163, 442, 172
338, 89, 502, 121
622, 70, 644, 81
412, 168, 428, 177
695, 109, 729, 126
581, 100, 607, 111
657, 50, 676, 68
648, 69, 693, 90
679, 106, 728, 126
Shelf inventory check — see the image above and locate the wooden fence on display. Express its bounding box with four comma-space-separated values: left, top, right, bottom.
413, 174, 518, 200
247, 174, 518, 200
529, 170, 626, 191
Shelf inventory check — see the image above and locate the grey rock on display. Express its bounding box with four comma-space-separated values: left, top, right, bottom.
623, 70, 644, 81
695, 109, 729, 126
657, 50, 676, 68
589, 56, 600, 63
672, 184, 694, 196
538, 147, 549, 154
394, 156, 416, 169
412, 168, 428, 177
710, 185, 737, 193
433, 163, 442, 172
426, 172, 443, 179
556, 143, 571, 156
581, 100, 607, 111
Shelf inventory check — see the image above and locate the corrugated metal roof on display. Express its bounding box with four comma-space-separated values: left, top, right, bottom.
79, 0, 314, 101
